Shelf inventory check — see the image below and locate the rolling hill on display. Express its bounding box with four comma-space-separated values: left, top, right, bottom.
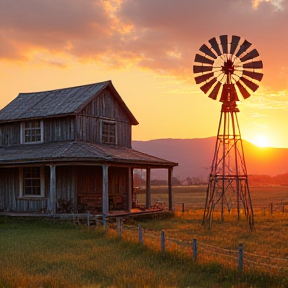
132, 137, 288, 181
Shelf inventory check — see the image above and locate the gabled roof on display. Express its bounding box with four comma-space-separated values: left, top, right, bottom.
0, 141, 177, 168
0, 80, 138, 125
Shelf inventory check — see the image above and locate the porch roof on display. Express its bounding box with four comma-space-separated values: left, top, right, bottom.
0, 141, 178, 168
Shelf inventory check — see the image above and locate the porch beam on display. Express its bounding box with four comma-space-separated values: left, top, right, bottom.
146, 168, 151, 208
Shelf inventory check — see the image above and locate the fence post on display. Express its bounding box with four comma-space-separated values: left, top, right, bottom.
270, 203, 273, 214
193, 238, 197, 261
138, 225, 143, 244
103, 216, 107, 231
238, 243, 243, 272
161, 230, 165, 253
182, 203, 185, 213
87, 211, 90, 227
117, 218, 122, 237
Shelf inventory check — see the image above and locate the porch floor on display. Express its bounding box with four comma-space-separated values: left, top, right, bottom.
0, 207, 167, 219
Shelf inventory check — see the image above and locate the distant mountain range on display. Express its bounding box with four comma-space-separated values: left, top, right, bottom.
132, 137, 288, 181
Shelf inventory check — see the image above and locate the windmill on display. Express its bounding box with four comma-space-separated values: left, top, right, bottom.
193, 35, 263, 230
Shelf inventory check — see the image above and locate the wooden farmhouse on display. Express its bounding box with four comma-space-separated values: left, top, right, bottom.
0, 80, 177, 216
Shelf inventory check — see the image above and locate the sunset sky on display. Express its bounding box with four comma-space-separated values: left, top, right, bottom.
0, 0, 288, 147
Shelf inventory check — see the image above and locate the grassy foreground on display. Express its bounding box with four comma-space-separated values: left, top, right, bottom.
0, 216, 286, 288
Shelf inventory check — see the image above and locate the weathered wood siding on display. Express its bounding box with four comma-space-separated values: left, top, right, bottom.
0, 165, 129, 213
0, 122, 21, 146
0, 117, 75, 147
108, 167, 129, 210
0, 167, 48, 212
76, 166, 129, 212
76, 166, 102, 212
44, 116, 75, 142
77, 89, 132, 147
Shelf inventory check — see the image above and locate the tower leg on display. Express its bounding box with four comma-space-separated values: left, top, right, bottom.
202, 109, 254, 230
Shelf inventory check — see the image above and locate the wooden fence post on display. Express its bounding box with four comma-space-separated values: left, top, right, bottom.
182, 203, 185, 213
238, 243, 243, 272
103, 216, 107, 231
138, 225, 143, 244
193, 238, 197, 261
270, 203, 273, 214
161, 230, 165, 253
117, 218, 122, 237
87, 211, 90, 227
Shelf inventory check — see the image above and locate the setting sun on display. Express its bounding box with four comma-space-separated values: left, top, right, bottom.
251, 135, 270, 147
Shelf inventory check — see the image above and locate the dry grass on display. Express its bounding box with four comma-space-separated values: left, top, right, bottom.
0, 217, 236, 288
1, 185, 288, 287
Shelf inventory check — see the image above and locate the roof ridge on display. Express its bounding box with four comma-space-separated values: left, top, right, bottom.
19, 80, 111, 95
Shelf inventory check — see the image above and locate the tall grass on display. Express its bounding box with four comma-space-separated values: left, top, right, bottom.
1, 216, 287, 288
0, 217, 237, 288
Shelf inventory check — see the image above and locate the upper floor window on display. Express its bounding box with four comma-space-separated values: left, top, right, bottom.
102, 121, 116, 144
21, 120, 43, 144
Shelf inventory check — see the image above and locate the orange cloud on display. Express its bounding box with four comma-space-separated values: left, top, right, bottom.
0, 0, 287, 93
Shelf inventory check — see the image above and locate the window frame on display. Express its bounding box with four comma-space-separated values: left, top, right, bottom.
20, 120, 44, 144
19, 166, 45, 198
101, 120, 117, 145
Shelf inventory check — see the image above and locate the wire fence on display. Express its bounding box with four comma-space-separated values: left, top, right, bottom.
68, 211, 288, 277
174, 200, 288, 214
102, 218, 288, 277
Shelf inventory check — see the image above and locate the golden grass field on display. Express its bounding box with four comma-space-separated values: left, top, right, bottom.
0, 185, 288, 288
136, 185, 288, 212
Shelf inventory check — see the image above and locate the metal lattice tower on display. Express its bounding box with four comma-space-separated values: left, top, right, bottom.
193, 35, 263, 230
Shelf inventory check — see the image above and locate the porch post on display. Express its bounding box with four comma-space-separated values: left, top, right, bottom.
49, 164, 56, 214
102, 165, 109, 216
146, 168, 151, 208
168, 167, 173, 211
127, 167, 132, 213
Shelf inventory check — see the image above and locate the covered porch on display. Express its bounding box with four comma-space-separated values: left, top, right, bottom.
0, 141, 177, 216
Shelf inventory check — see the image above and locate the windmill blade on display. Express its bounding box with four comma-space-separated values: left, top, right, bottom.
220, 35, 228, 54
236, 81, 251, 99
240, 49, 259, 62
240, 77, 259, 92
242, 70, 263, 82
194, 54, 214, 65
208, 37, 222, 56
230, 35, 241, 55
195, 72, 214, 84
236, 39, 252, 57
200, 78, 217, 94
243, 60, 263, 69
193, 65, 213, 74
199, 44, 217, 59
208, 82, 221, 100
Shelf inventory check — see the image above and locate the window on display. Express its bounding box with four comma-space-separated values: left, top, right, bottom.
21, 120, 43, 143
102, 121, 116, 144
19, 167, 44, 197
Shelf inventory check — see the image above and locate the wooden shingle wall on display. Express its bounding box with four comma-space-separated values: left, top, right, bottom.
77, 90, 132, 147
44, 116, 75, 142
0, 122, 21, 146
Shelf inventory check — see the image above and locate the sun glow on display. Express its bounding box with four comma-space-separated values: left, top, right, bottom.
251, 135, 270, 147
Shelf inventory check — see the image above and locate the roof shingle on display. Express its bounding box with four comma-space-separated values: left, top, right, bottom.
0, 141, 177, 167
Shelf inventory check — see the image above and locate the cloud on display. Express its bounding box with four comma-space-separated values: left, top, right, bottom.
0, 0, 287, 91
253, 0, 285, 10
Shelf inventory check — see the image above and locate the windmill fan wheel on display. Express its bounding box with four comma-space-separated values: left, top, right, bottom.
193, 35, 263, 102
